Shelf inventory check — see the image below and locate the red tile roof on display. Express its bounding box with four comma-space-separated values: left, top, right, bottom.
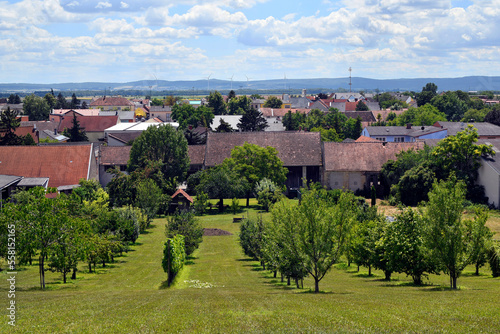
260, 108, 309, 117
345, 102, 358, 111
171, 188, 194, 203
0, 145, 92, 188
90, 96, 134, 107
100, 146, 131, 166
58, 112, 118, 132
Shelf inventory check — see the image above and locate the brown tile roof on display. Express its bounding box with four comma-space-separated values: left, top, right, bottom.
0, 145, 92, 188
345, 102, 358, 111
107, 131, 143, 145
355, 136, 379, 143
323, 141, 425, 172
371, 109, 405, 121
0, 125, 39, 143
58, 112, 119, 133
90, 96, 134, 107
343, 111, 376, 122
188, 145, 206, 165
100, 146, 131, 166
205, 131, 322, 167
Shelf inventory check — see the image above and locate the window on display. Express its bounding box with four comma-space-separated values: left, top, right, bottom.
394, 137, 405, 142
375, 137, 386, 142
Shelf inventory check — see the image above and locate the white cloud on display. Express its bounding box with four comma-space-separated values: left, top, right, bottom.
120, 2, 129, 9
95, 2, 112, 9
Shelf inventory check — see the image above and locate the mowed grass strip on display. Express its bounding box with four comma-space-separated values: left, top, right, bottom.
0, 201, 499, 333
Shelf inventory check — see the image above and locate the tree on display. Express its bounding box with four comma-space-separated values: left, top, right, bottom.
416, 83, 438, 107
237, 108, 268, 132
263, 96, 283, 108
282, 110, 306, 131
162, 235, 185, 287
431, 91, 468, 121
228, 95, 252, 115
207, 91, 227, 115
0, 107, 22, 145
7, 94, 21, 104
227, 90, 236, 101
255, 178, 282, 212
343, 117, 362, 140
424, 178, 475, 289
135, 178, 162, 222
215, 118, 233, 132
392, 163, 436, 206
128, 124, 190, 189
383, 208, 437, 285
196, 164, 247, 212
70, 93, 79, 109
62, 113, 88, 142
240, 217, 266, 268
271, 189, 357, 292
225, 142, 287, 207
23, 94, 51, 121
464, 208, 493, 275
432, 125, 494, 199
56, 92, 69, 109
355, 101, 369, 111
390, 104, 446, 126
461, 108, 488, 123
172, 104, 214, 129
165, 210, 203, 256
484, 106, 500, 126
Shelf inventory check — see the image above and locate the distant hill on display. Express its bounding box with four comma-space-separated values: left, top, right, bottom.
1, 76, 499, 93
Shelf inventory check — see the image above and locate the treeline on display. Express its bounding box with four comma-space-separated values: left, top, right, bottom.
0, 180, 152, 289
240, 180, 500, 292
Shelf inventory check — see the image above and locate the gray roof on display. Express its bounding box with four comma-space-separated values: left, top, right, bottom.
365, 125, 446, 138
17, 177, 49, 187
289, 97, 310, 109
0, 175, 22, 190
437, 122, 500, 137
211, 116, 241, 131
149, 105, 172, 112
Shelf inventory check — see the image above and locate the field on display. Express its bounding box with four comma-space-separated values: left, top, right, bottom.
1, 200, 499, 333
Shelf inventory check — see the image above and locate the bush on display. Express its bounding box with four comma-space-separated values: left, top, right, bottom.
113, 206, 141, 243
489, 242, 500, 278
194, 191, 209, 215
231, 197, 240, 215
255, 178, 282, 212
162, 235, 186, 286
166, 211, 203, 256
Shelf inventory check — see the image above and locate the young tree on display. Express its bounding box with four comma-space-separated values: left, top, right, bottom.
215, 118, 233, 132
56, 92, 69, 109
255, 178, 282, 212
355, 101, 369, 111
165, 211, 203, 256
228, 95, 252, 115
63, 113, 88, 142
240, 217, 266, 267
135, 178, 162, 222
464, 208, 493, 275
0, 107, 22, 145
70, 93, 80, 109
383, 208, 437, 285
424, 178, 476, 289
162, 235, 186, 287
172, 103, 214, 129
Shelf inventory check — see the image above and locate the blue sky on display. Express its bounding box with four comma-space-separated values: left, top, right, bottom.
0, 0, 498, 84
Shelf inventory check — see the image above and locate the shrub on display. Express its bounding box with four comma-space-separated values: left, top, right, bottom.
162, 235, 186, 286
255, 178, 282, 212
489, 242, 500, 278
231, 197, 240, 215
194, 191, 209, 215
166, 211, 203, 256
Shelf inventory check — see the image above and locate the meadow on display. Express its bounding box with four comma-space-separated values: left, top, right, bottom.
1, 199, 499, 333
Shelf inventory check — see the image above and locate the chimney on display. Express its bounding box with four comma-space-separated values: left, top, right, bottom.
54, 128, 57, 135
406, 123, 412, 129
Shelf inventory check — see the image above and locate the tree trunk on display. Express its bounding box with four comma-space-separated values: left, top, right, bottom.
63, 271, 67, 284
475, 262, 480, 276
295, 278, 300, 289
368, 265, 372, 276
219, 197, 224, 213
273, 271, 277, 278
452, 276, 457, 289
357, 265, 360, 272
39, 255, 45, 289
314, 278, 319, 293
281, 273, 284, 283
102, 260, 106, 267
384, 270, 391, 281
246, 192, 250, 207
287, 276, 290, 286
71, 267, 77, 280
88, 262, 92, 273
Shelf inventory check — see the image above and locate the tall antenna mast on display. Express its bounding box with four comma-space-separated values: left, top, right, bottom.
349, 67, 352, 93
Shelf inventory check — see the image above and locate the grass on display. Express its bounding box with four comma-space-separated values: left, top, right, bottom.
1, 199, 499, 333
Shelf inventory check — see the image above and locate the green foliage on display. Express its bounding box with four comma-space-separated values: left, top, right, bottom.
255, 178, 282, 212
172, 103, 214, 129
7, 93, 21, 104
239, 216, 265, 262
62, 113, 88, 142
464, 208, 493, 275
263, 96, 283, 108
208, 91, 227, 115
431, 91, 468, 121
165, 210, 203, 256
488, 241, 500, 277
135, 178, 162, 222
383, 208, 437, 285
462, 108, 488, 122
23, 94, 51, 121
485, 106, 500, 126
194, 191, 209, 215
162, 235, 186, 286
215, 118, 233, 132
230, 197, 240, 215
282, 110, 306, 131
0, 106, 23, 145
228, 95, 252, 115
113, 206, 141, 243
392, 163, 436, 206
128, 124, 189, 187
310, 127, 342, 142
237, 107, 268, 132
416, 83, 438, 107
355, 101, 369, 111
423, 178, 473, 289
389, 104, 446, 126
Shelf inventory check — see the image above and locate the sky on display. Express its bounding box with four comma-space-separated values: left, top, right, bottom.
0, 0, 499, 84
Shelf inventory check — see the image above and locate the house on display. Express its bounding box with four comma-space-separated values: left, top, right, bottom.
477, 139, 500, 208
90, 96, 135, 111
99, 146, 132, 187
361, 124, 447, 142
250, 98, 266, 111
0, 175, 22, 205
434, 121, 500, 139
148, 105, 173, 122
57, 111, 119, 142
170, 188, 194, 212
104, 122, 175, 144
0, 144, 98, 192
322, 141, 425, 193
342, 111, 376, 128
204, 131, 323, 190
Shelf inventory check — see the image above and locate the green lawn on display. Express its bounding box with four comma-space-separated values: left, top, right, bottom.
1, 201, 499, 333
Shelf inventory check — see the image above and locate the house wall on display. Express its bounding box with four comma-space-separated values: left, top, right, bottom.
326, 171, 365, 192
87, 132, 104, 142
478, 160, 500, 208
107, 136, 126, 146
99, 164, 128, 187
